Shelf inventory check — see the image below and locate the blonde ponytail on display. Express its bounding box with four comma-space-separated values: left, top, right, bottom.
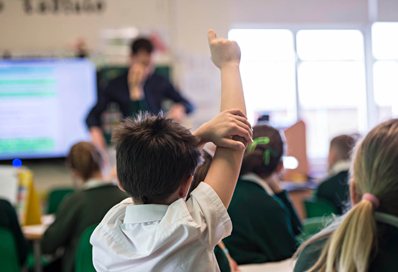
308, 200, 376, 272
300, 119, 398, 272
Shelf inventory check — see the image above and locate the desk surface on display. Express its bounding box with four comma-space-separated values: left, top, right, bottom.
22, 214, 54, 240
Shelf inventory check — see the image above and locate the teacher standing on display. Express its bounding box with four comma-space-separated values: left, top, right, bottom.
86, 37, 194, 149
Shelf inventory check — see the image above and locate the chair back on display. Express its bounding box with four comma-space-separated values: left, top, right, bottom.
304, 197, 337, 218
298, 216, 334, 243
0, 227, 21, 272
47, 187, 75, 214
75, 225, 97, 272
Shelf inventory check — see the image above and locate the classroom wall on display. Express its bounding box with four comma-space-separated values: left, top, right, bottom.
1, 0, 396, 126
1, 0, 397, 190
3, 0, 397, 52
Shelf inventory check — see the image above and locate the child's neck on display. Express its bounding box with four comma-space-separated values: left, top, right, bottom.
133, 195, 182, 205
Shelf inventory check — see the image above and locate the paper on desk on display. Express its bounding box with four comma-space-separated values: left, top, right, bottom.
0, 166, 19, 204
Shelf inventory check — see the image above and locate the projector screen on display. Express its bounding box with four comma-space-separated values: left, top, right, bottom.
0, 59, 96, 160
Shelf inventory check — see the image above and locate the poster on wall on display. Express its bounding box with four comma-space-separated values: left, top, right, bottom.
21, 0, 106, 15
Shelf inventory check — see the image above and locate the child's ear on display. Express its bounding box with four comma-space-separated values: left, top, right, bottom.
350, 178, 359, 205
276, 161, 284, 173
179, 176, 193, 198
117, 179, 126, 192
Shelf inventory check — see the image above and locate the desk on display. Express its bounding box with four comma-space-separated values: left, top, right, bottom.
239, 258, 295, 272
22, 215, 54, 272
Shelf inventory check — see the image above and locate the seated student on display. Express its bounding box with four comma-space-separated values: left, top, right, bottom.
316, 134, 356, 214
0, 198, 28, 267
191, 149, 240, 272
90, 30, 252, 271
224, 124, 302, 265
41, 142, 128, 272
294, 119, 398, 272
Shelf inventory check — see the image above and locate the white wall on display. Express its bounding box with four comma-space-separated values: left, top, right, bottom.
0, 0, 397, 127
1, 0, 397, 190
2, 0, 387, 52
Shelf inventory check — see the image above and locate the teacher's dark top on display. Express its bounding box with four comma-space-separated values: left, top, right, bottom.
86, 72, 194, 128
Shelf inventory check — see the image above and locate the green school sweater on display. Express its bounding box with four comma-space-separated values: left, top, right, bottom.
0, 199, 28, 266
316, 170, 349, 215
294, 223, 398, 272
215, 245, 231, 272
41, 183, 128, 272
224, 177, 302, 265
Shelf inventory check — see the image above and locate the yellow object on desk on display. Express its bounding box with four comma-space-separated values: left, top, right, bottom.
17, 169, 42, 226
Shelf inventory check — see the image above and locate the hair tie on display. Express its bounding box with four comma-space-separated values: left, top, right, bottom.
362, 193, 380, 209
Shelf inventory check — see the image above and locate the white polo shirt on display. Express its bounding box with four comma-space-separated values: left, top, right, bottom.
90, 182, 232, 272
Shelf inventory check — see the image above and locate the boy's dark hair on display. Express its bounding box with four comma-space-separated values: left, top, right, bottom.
240, 124, 284, 178
112, 113, 201, 203
130, 37, 154, 55
330, 134, 356, 161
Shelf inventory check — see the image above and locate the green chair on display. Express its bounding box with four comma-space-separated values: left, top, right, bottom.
0, 227, 21, 272
75, 225, 97, 272
304, 197, 337, 218
297, 216, 334, 243
46, 187, 75, 214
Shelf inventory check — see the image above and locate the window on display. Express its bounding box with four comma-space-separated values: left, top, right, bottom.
372, 23, 398, 123
297, 30, 366, 159
230, 26, 398, 170
228, 29, 297, 125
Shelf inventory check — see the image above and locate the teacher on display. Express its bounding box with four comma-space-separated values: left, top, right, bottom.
86, 37, 194, 149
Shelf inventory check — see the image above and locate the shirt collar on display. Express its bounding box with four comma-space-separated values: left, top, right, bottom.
329, 160, 351, 176
241, 173, 274, 196
82, 179, 108, 190
375, 212, 398, 229
124, 204, 168, 224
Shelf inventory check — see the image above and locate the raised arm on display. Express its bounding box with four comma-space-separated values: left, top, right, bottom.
204, 30, 248, 207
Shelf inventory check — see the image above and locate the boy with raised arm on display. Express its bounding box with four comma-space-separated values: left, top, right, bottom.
90, 30, 250, 271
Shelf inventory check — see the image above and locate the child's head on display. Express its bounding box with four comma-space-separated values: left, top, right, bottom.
240, 124, 284, 179
113, 114, 202, 204
66, 141, 103, 182
351, 119, 398, 215
308, 119, 398, 272
327, 134, 356, 170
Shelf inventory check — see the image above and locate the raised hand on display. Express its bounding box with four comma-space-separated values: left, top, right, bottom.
128, 63, 147, 88
195, 109, 252, 150
208, 29, 241, 69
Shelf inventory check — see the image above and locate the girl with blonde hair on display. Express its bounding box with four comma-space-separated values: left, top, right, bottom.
295, 119, 398, 272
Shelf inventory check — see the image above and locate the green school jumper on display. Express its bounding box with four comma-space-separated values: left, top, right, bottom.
224, 175, 302, 265
316, 170, 349, 214
215, 245, 231, 272
0, 199, 28, 266
294, 223, 398, 272
41, 183, 128, 272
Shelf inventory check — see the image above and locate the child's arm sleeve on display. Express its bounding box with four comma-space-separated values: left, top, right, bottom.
188, 182, 232, 248
41, 195, 80, 254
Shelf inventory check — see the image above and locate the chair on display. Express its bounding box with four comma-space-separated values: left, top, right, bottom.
75, 225, 97, 272
297, 216, 333, 243
304, 197, 337, 218
46, 187, 75, 214
0, 227, 21, 272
